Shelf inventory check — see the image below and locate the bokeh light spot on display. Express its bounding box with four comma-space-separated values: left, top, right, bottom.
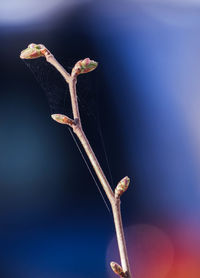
107, 224, 174, 278
0, 0, 89, 25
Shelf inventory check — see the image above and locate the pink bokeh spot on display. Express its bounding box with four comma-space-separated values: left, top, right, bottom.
106, 224, 174, 278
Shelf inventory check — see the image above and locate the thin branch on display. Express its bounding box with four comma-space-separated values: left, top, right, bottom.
45, 49, 132, 278
73, 124, 115, 204
20, 43, 133, 278
112, 199, 131, 277
45, 52, 71, 84
68, 76, 82, 128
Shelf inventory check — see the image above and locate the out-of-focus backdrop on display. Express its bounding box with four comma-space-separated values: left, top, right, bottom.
1, 1, 200, 278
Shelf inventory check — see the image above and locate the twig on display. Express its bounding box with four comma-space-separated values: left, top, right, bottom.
20, 44, 133, 278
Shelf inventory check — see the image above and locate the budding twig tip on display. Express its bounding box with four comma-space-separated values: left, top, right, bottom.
72, 58, 98, 76
20, 43, 49, 60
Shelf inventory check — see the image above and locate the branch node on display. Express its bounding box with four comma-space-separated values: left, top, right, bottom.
115, 176, 130, 199
74, 118, 80, 125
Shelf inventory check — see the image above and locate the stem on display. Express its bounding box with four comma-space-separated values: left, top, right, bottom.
44, 52, 132, 278
45, 53, 71, 83
112, 199, 131, 277
69, 76, 82, 128
73, 125, 114, 204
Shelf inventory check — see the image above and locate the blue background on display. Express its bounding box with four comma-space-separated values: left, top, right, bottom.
1, 1, 200, 277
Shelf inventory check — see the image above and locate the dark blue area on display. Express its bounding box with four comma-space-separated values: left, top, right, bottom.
1, 1, 200, 278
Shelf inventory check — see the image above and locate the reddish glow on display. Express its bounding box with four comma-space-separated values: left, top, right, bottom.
166, 253, 200, 278
107, 223, 200, 278
107, 224, 174, 278
166, 221, 200, 278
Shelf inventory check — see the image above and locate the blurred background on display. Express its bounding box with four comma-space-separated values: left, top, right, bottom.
1, 0, 200, 277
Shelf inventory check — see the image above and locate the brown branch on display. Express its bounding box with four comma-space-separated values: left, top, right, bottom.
20, 44, 133, 278
68, 76, 82, 129
44, 48, 132, 278
44, 51, 71, 84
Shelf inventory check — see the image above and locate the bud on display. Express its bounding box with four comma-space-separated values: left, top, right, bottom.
72, 58, 98, 75
110, 262, 126, 277
115, 176, 130, 198
51, 114, 74, 126
20, 43, 47, 59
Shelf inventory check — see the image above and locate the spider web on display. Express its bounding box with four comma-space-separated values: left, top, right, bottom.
23, 58, 72, 116
23, 57, 113, 213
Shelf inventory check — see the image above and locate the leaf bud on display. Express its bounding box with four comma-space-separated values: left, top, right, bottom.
110, 262, 126, 277
115, 176, 130, 198
20, 43, 47, 59
72, 58, 98, 75
51, 114, 74, 126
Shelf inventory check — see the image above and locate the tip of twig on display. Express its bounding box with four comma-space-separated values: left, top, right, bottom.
115, 176, 130, 198
51, 114, 75, 126
72, 58, 98, 76
20, 43, 47, 59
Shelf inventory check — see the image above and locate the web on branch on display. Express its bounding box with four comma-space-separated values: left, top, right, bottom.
23, 58, 113, 213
